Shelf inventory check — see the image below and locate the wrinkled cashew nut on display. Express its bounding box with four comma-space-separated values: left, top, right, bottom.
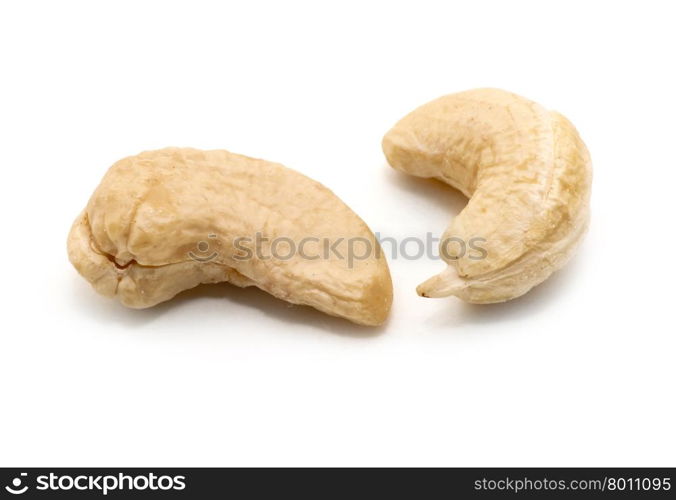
68, 148, 392, 325
383, 88, 592, 303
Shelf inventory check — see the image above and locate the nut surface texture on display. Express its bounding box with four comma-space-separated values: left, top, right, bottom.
68, 148, 392, 325
382, 88, 592, 303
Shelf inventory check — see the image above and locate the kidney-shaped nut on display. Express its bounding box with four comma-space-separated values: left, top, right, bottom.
382, 88, 592, 303
68, 148, 392, 325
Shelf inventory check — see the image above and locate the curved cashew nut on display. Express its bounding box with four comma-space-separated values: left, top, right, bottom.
382, 89, 592, 303
68, 148, 392, 325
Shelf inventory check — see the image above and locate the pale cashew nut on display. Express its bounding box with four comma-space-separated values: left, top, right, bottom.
382, 89, 592, 303
68, 148, 392, 325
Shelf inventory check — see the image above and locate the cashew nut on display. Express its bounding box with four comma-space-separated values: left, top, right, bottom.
68, 148, 392, 325
382, 88, 592, 303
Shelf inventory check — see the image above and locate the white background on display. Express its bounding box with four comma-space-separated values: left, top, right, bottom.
1, 1, 674, 467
